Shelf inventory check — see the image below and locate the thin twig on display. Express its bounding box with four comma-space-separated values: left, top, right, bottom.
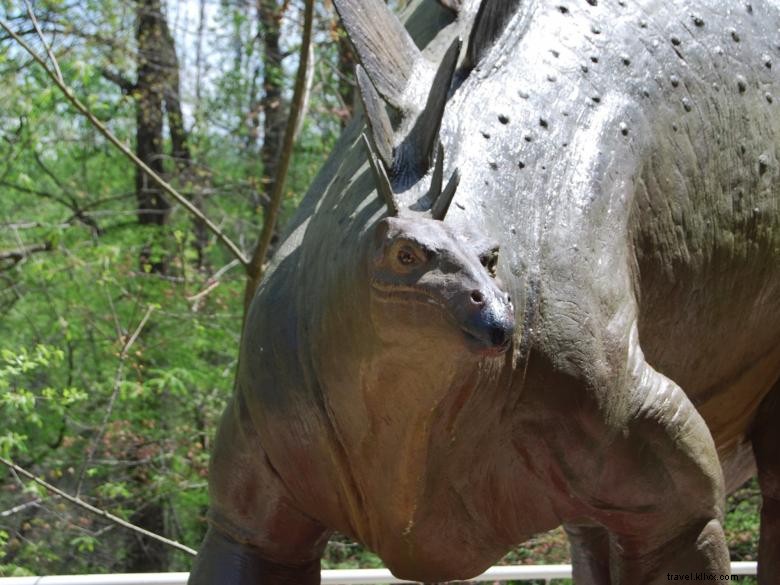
0, 497, 42, 518
0, 221, 71, 230
0, 241, 53, 271
23, 0, 63, 83
0, 455, 197, 556
243, 0, 315, 313
103, 285, 123, 341
0, 17, 249, 266
0, 242, 53, 263
186, 258, 241, 310
120, 304, 155, 360
75, 304, 155, 496
212, 257, 242, 282
186, 279, 219, 303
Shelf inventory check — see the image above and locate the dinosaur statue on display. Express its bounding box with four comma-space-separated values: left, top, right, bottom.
189, 0, 780, 583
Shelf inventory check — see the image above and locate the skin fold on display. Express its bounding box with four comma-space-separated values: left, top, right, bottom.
189, 0, 780, 583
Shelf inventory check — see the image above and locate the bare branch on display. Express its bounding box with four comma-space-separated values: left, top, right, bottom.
0, 221, 71, 230
100, 66, 136, 94
76, 304, 155, 495
0, 455, 197, 556
187, 280, 219, 306
187, 257, 242, 311
120, 304, 155, 360
1, 177, 102, 234
243, 0, 315, 312
212, 257, 243, 282
0, 18, 250, 267
24, 0, 63, 83
0, 241, 53, 271
0, 180, 70, 208
0, 242, 52, 261
31, 150, 69, 193
0, 498, 42, 518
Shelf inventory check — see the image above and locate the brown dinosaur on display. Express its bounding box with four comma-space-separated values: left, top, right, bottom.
189, 0, 780, 583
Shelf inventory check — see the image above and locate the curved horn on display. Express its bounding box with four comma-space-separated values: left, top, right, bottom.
333, 0, 421, 111
429, 141, 445, 203
395, 37, 461, 180
362, 133, 399, 216
431, 168, 460, 220
437, 0, 463, 14
356, 65, 394, 170
465, 0, 523, 70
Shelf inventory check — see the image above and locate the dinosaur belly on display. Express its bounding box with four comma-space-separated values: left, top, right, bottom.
328, 393, 562, 582
349, 463, 530, 582
696, 343, 780, 492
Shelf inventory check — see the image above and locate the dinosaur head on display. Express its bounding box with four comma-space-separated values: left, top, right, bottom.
332, 0, 515, 357
369, 216, 514, 357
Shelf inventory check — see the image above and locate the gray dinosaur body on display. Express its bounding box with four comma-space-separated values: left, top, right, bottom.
189, 1, 780, 583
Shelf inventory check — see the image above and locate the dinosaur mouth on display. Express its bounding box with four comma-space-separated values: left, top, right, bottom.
460, 325, 512, 357
371, 281, 513, 356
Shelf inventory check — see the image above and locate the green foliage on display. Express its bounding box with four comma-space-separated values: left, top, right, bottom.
0, 0, 346, 573
322, 535, 385, 570
0, 345, 86, 459
724, 479, 761, 562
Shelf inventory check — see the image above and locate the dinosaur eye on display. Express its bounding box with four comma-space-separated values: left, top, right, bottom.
397, 249, 417, 266
389, 240, 429, 272
480, 251, 499, 277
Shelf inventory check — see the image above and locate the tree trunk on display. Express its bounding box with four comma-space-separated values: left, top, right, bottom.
135, 0, 207, 270
158, 7, 208, 267
257, 0, 287, 252
125, 440, 168, 571
334, 15, 356, 127
135, 0, 169, 229
126, 500, 168, 571
124, 2, 171, 570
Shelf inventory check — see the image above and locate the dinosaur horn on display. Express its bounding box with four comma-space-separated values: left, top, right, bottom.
431, 168, 460, 220
464, 0, 522, 71
429, 142, 445, 203
427, 141, 460, 221
396, 37, 461, 180
436, 0, 463, 15
332, 0, 421, 111
356, 65, 394, 170
362, 133, 399, 216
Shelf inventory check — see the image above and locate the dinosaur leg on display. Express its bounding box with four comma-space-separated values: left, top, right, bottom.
188, 397, 330, 585
188, 527, 321, 585
750, 377, 780, 585
564, 522, 611, 585
590, 357, 730, 584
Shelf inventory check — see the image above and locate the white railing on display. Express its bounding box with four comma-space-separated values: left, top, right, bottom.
0, 562, 758, 584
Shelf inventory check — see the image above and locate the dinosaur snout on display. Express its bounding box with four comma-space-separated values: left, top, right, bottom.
461, 288, 515, 356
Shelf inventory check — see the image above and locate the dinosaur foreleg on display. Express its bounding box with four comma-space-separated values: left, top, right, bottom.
751, 376, 780, 585
569, 335, 730, 585
582, 351, 730, 584
188, 396, 329, 584
564, 522, 611, 585
188, 527, 321, 585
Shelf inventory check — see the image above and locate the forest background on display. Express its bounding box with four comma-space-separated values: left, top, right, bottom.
0, 0, 762, 582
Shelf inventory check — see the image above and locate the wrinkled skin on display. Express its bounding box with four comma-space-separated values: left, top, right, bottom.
190, 0, 780, 583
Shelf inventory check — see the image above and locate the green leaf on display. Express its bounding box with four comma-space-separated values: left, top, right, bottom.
0, 432, 28, 458
70, 535, 96, 554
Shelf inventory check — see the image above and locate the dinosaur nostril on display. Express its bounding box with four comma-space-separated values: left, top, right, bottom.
470, 290, 485, 305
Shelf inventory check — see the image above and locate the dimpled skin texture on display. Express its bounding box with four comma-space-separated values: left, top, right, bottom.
188, 1, 780, 584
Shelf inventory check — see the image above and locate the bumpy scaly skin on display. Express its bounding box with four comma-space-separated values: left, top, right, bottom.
189, 0, 780, 583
